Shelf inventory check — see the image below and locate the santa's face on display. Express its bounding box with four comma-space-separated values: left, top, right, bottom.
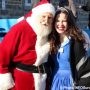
39, 12, 53, 27
31, 12, 54, 37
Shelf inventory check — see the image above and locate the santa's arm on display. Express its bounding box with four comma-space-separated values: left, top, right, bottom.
0, 26, 21, 89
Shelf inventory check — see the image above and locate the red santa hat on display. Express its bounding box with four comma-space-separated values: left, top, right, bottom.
24, 11, 32, 18
17, 0, 55, 22
32, 0, 55, 16
17, 11, 32, 22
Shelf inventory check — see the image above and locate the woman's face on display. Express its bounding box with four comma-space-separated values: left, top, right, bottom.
55, 12, 68, 35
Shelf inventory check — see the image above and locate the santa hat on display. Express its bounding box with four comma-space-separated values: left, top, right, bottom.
17, 0, 55, 22
17, 11, 32, 22
24, 11, 32, 18
32, 0, 55, 16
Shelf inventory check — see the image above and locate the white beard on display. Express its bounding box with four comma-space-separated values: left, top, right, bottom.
26, 15, 51, 90
26, 14, 52, 38
35, 24, 51, 37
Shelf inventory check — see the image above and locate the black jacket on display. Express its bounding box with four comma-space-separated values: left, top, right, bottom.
71, 39, 90, 87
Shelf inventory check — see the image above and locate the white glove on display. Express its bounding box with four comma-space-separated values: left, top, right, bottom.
0, 73, 15, 90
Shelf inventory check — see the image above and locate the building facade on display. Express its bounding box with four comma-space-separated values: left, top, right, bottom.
0, 0, 89, 29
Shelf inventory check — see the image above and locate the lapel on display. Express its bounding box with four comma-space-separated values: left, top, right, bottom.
70, 38, 86, 82
70, 39, 76, 81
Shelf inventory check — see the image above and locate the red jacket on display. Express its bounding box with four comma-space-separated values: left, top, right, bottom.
0, 19, 50, 90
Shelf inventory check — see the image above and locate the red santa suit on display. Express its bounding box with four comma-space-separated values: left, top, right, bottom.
0, 0, 55, 90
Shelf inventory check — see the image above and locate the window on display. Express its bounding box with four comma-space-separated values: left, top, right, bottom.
2, 0, 6, 10
25, 0, 32, 6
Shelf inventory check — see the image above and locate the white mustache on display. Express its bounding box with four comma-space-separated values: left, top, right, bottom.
40, 22, 49, 26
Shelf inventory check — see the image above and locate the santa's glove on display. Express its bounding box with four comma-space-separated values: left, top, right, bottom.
0, 73, 15, 90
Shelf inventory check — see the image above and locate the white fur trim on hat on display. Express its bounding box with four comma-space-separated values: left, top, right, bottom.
0, 73, 15, 90
32, 3, 55, 16
17, 16, 24, 22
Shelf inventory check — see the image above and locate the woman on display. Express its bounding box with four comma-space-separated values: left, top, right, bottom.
48, 7, 90, 90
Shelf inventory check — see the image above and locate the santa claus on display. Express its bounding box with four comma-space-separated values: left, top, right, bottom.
0, 0, 55, 90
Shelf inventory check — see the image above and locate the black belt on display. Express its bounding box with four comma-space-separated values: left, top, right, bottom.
16, 62, 51, 74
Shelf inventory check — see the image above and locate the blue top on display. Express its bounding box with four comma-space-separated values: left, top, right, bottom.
51, 37, 74, 90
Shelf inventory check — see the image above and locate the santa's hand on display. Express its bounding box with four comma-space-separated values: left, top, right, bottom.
0, 73, 15, 90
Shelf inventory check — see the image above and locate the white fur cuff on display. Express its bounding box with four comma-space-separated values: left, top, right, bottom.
0, 73, 15, 90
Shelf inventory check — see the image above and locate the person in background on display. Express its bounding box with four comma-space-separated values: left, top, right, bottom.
48, 7, 90, 90
79, 0, 90, 12
79, 0, 90, 30
79, 0, 90, 56
58, 0, 77, 20
85, 19, 90, 38
0, 0, 55, 90
83, 17, 90, 56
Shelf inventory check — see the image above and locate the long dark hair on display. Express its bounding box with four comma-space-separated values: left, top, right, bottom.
49, 7, 85, 54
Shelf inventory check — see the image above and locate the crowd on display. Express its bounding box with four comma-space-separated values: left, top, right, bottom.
0, 0, 90, 90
